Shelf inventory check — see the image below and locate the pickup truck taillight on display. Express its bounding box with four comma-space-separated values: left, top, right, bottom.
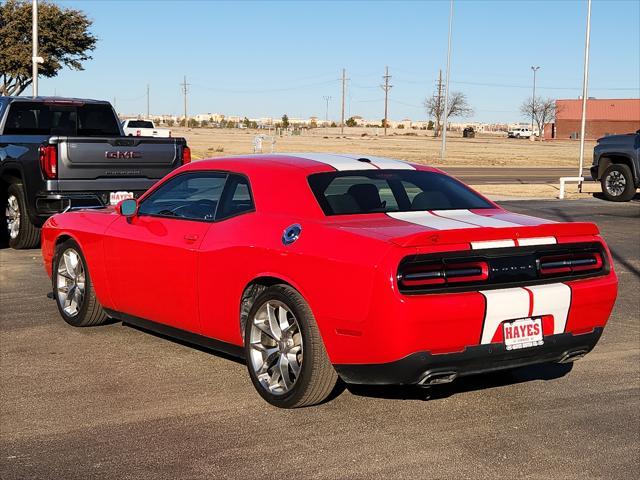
39, 145, 57, 179
182, 146, 191, 165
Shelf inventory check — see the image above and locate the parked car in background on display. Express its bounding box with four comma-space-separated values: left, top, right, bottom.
507, 127, 534, 139
121, 119, 171, 138
462, 127, 475, 138
0, 96, 190, 249
590, 130, 639, 202
41, 153, 617, 408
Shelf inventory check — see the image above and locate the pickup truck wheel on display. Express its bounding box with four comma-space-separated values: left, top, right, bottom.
6, 183, 40, 249
245, 285, 338, 408
601, 164, 636, 202
53, 239, 108, 327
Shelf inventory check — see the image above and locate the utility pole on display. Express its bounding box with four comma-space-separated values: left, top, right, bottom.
578, 0, 592, 193
322, 96, 332, 125
381, 66, 393, 136
32, 0, 39, 97
146, 84, 150, 119
530, 66, 540, 137
181, 76, 190, 128
341, 68, 347, 134
441, 0, 454, 161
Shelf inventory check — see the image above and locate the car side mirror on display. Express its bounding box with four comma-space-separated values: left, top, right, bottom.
117, 198, 138, 217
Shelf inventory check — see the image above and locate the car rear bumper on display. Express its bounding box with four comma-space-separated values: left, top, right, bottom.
333, 327, 603, 385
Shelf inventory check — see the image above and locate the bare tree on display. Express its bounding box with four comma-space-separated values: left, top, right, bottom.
424, 92, 473, 137
520, 97, 559, 141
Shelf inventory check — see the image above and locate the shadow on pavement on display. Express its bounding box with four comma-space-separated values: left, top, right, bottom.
345, 362, 574, 402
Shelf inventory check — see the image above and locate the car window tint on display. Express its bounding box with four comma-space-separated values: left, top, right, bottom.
127, 120, 154, 128
138, 172, 228, 221
308, 170, 493, 215
217, 174, 255, 220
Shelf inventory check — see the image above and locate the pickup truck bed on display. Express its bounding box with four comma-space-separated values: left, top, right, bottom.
0, 96, 189, 249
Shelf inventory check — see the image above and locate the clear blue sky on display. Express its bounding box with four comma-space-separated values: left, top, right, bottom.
44, 0, 640, 123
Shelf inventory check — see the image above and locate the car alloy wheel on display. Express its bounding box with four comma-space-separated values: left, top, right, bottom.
56, 248, 86, 317
248, 300, 303, 395
605, 170, 626, 197
6, 194, 20, 240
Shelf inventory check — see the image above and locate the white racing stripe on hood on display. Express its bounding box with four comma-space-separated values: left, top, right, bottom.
387, 211, 479, 230
432, 209, 521, 227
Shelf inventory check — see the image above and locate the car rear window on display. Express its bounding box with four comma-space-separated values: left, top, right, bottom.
126, 120, 154, 128
308, 170, 493, 215
3, 102, 120, 136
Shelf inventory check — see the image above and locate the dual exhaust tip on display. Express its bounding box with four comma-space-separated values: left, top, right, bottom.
418, 349, 589, 386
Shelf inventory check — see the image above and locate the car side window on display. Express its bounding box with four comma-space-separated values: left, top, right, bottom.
138, 172, 227, 221
216, 174, 255, 220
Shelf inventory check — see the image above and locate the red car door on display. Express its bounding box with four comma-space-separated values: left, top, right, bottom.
103, 171, 228, 333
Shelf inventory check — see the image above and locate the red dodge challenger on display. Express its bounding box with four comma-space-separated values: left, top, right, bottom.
41, 153, 618, 408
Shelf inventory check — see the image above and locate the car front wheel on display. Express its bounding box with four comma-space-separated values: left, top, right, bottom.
245, 285, 338, 408
53, 239, 108, 327
601, 164, 636, 202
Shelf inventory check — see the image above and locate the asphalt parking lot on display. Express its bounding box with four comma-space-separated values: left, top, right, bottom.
1, 198, 639, 479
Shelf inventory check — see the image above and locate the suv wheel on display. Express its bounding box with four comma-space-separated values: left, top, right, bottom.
601, 164, 636, 202
6, 183, 40, 249
245, 285, 338, 408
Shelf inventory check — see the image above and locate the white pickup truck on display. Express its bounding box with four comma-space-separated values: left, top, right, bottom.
121, 119, 171, 138
507, 127, 534, 139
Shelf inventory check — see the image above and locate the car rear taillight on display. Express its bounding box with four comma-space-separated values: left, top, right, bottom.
538, 252, 603, 276
39, 145, 57, 179
182, 146, 191, 165
399, 261, 488, 288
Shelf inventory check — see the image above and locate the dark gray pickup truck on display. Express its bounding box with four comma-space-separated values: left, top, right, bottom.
1, 96, 190, 249
591, 130, 639, 202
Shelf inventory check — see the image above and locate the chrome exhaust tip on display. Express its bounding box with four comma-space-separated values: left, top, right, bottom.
418, 371, 458, 386
558, 349, 588, 363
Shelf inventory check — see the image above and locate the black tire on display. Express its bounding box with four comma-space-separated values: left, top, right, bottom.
52, 239, 108, 327
244, 285, 338, 408
601, 163, 636, 202
6, 183, 40, 249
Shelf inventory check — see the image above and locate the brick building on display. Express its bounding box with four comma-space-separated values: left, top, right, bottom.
546, 98, 639, 140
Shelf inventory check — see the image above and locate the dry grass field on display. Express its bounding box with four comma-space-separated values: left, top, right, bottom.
173, 127, 594, 167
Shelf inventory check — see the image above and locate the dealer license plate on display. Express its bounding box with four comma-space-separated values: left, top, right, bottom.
109, 191, 134, 205
503, 317, 544, 351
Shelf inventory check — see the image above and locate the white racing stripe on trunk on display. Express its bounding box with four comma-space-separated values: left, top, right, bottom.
287, 153, 377, 171
479, 288, 530, 344
433, 209, 521, 228
471, 239, 516, 249
518, 236, 557, 246
387, 211, 478, 230
527, 283, 571, 334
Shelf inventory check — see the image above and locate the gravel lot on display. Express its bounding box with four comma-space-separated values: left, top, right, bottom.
1, 198, 638, 479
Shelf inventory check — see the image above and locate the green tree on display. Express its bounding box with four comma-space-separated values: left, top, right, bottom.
281, 114, 290, 128
1, 0, 97, 96
330, 121, 337, 128
243, 116, 250, 128
427, 120, 434, 130
345, 117, 357, 127
188, 118, 199, 128
397, 124, 405, 129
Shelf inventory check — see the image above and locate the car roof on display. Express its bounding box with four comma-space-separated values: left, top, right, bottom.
3, 96, 111, 105
187, 153, 439, 175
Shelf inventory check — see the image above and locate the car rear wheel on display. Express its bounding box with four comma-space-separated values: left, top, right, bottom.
53, 239, 108, 327
245, 285, 338, 408
6, 183, 40, 249
601, 164, 636, 202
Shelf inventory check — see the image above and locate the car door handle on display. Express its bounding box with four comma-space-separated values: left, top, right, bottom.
184, 234, 199, 243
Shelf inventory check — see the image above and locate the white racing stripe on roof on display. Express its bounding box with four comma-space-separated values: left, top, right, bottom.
387, 211, 478, 230
286, 153, 377, 171
355, 155, 415, 170
432, 209, 521, 227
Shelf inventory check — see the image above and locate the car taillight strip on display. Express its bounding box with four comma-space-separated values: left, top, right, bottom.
398, 242, 607, 294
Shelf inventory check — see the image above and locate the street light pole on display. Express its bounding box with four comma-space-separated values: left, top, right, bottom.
578, 0, 592, 192
32, 0, 38, 97
440, 0, 454, 161
530, 66, 540, 137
